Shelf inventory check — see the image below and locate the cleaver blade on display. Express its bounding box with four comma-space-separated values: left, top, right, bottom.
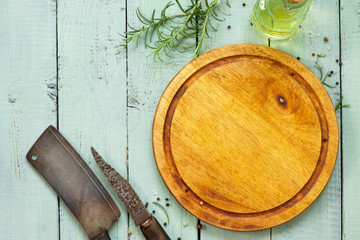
26, 126, 120, 240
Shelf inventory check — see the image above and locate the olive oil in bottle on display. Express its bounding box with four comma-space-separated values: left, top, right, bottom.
250, 0, 312, 40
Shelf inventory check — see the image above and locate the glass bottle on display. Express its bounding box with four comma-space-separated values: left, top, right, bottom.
250, 0, 312, 40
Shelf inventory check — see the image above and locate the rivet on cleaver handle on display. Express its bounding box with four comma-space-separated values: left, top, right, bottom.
26, 126, 120, 240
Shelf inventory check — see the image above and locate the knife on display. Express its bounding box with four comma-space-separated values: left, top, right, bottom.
91, 147, 171, 240
26, 126, 120, 240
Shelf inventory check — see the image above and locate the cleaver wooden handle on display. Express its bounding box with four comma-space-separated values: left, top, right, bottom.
140, 216, 171, 240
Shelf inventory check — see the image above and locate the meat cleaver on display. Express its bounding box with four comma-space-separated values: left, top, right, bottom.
26, 126, 120, 240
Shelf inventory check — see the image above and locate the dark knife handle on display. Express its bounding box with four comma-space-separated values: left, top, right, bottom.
91, 231, 111, 240
140, 216, 171, 240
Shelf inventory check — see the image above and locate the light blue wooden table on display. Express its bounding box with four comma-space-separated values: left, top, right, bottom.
1, 0, 359, 239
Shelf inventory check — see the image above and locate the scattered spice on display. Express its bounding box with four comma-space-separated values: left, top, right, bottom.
177, 238, 182, 240
164, 222, 167, 226
185, 188, 189, 192
250, 22, 253, 26
227, 25, 231, 29
297, 57, 301, 60
152, 210, 156, 214
242, 3, 246, 6
339, 62, 343, 66
197, 223, 203, 229
291, 73, 294, 76
330, 70, 334, 74
336, 59, 339, 63
323, 138, 327, 142
165, 198, 169, 201
312, 53, 315, 56
324, 37, 329, 42
128, 231, 132, 236
336, 82, 339, 85
145, 202, 149, 208
328, 74, 332, 77
157, 197, 160, 201
166, 203, 170, 207
200, 201, 204, 206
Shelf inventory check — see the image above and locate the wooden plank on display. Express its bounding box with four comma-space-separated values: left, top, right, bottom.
0, 0, 58, 239
341, 0, 360, 239
57, 0, 128, 239
271, 0, 342, 239
198, 1, 270, 239
127, 0, 198, 239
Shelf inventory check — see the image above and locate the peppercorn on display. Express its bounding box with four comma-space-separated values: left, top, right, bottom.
177, 238, 181, 240
242, 3, 246, 6
165, 198, 169, 201
324, 37, 329, 42
166, 203, 170, 207
197, 224, 203, 230
152, 210, 156, 214
227, 25, 231, 29
336, 59, 339, 63
328, 74, 332, 77
297, 57, 301, 60
145, 202, 149, 208
164, 222, 167, 226
250, 22, 253, 26
157, 197, 160, 201
312, 53, 315, 56
336, 82, 339, 85
291, 73, 294, 76
323, 138, 327, 142
185, 188, 189, 192
330, 70, 334, 74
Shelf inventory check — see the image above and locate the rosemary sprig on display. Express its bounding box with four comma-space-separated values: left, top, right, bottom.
315, 54, 333, 89
152, 202, 170, 225
335, 96, 350, 111
124, 0, 230, 61
314, 53, 349, 111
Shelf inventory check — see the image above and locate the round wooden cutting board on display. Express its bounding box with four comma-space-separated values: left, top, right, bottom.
152, 44, 338, 231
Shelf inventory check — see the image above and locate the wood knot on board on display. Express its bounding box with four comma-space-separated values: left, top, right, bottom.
277, 95, 288, 108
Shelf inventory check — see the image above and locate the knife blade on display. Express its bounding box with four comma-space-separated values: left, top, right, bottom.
91, 147, 171, 240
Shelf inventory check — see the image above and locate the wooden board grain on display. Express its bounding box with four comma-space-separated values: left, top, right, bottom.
270, 0, 343, 239
57, 0, 128, 239
127, 1, 198, 239
341, 0, 360, 239
153, 44, 339, 231
198, 2, 270, 239
0, 0, 58, 239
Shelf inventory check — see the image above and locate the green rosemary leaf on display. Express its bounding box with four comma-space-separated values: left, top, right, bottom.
175, 0, 187, 14
335, 96, 350, 111
226, 0, 231, 8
